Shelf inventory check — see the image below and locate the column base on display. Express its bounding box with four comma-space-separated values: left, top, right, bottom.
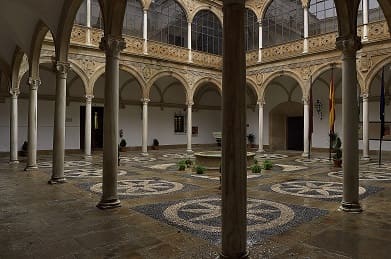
338, 201, 363, 213
24, 165, 38, 171
48, 177, 67, 184
219, 250, 249, 259
256, 149, 264, 153
186, 149, 193, 154
361, 156, 370, 161
141, 152, 149, 156
96, 199, 121, 210
84, 155, 93, 160
9, 160, 20, 165
301, 152, 309, 157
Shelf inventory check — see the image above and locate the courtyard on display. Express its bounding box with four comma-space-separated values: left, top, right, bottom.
1, 148, 391, 258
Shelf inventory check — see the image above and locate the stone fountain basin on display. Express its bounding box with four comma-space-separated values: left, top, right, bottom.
194, 151, 256, 170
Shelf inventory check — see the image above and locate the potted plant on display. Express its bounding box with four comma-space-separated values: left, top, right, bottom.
152, 138, 159, 150
178, 160, 186, 171
20, 141, 28, 157
262, 160, 273, 170
332, 134, 342, 168
247, 133, 255, 148
119, 138, 127, 152
251, 160, 262, 174
195, 165, 206, 174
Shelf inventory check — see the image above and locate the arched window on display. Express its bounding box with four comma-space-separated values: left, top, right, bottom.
91, 0, 103, 29
368, 0, 385, 23
75, 0, 87, 26
123, 0, 143, 37
262, 0, 304, 47
308, 0, 338, 36
245, 9, 259, 51
148, 0, 188, 47
192, 10, 222, 55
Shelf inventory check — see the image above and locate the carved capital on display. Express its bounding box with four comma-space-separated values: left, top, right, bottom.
336, 36, 362, 56
28, 77, 41, 90
301, 0, 310, 8
187, 101, 194, 107
257, 99, 265, 107
9, 88, 20, 96
361, 92, 369, 100
85, 95, 94, 103
141, 98, 150, 104
99, 36, 126, 57
302, 95, 310, 105
54, 61, 70, 78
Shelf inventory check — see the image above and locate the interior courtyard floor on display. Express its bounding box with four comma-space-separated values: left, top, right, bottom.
1, 148, 391, 258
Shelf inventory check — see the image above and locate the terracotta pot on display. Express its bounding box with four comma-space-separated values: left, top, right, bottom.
333, 159, 342, 168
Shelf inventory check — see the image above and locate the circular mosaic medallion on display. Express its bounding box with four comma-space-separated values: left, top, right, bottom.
37, 160, 92, 168
271, 180, 366, 199
163, 198, 294, 233
120, 156, 157, 163
90, 179, 183, 196
294, 158, 330, 164
256, 154, 288, 160
64, 168, 127, 178
161, 153, 194, 159
329, 170, 391, 181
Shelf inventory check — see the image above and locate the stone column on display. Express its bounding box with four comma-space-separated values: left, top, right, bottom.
49, 62, 70, 184
9, 89, 20, 164
302, 96, 310, 157
85, 95, 94, 157
303, 6, 309, 53
86, 0, 91, 44
361, 93, 370, 160
143, 9, 148, 54
337, 36, 362, 213
186, 102, 193, 153
258, 21, 262, 63
25, 78, 41, 171
362, 0, 369, 42
141, 98, 149, 155
257, 100, 264, 153
221, 0, 248, 258
97, 36, 126, 209
188, 22, 192, 62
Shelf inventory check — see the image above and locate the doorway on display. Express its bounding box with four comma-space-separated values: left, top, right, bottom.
80, 106, 104, 150
287, 116, 304, 151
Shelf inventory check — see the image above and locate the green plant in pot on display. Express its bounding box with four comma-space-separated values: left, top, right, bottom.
251, 160, 262, 174
119, 138, 127, 152
332, 135, 342, 168
262, 160, 273, 170
178, 160, 186, 171
195, 165, 205, 174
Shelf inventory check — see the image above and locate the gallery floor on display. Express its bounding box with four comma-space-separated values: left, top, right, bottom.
1, 148, 391, 258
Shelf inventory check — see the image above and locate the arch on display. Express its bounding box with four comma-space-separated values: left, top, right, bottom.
366, 55, 391, 91
11, 48, 26, 91
191, 77, 222, 102
378, 0, 391, 34
123, 0, 144, 38
245, 5, 259, 20
147, 71, 189, 100
260, 70, 305, 101
189, 6, 223, 25
311, 63, 342, 83
308, 0, 338, 36
29, 22, 52, 79
245, 8, 259, 51
246, 78, 259, 101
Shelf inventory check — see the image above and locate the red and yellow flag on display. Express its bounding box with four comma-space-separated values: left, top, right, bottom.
329, 70, 335, 134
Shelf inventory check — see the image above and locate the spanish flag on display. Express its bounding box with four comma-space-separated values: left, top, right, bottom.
329, 69, 335, 134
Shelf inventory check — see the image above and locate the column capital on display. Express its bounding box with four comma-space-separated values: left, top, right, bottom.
336, 36, 362, 55
99, 36, 126, 57
186, 101, 194, 106
54, 61, 70, 79
85, 95, 94, 102
361, 92, 369, 100
257, 99, 265, 106
9, 88, 20, 96
302, 95, 310, 105
301, 0, 310, 9
141, 98, 150, 104
28, 77, 41, 90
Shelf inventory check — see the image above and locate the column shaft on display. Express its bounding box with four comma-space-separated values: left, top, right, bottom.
257, 102, 264, 152
10, 91, 19, 164
142, 99, 149, 154
50, 62, 69, 184
97, 36, 125, 209
337, 37, 362, 212
86, 0, 91, 44
362, 0, 369, 41
362, 95, 369, 159
258, 22, 262, 62
25, 78, 40, 171
303, 102, 310, 157
303, 7, 309, 53
143, 10, 148, 54
221, 0, 248, 258
188, 22, 192, 62
85, 96, 93, 157
187, 103, 193, 152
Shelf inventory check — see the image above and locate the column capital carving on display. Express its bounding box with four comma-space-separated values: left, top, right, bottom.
9, 88, 20, 96
28, 77, 41, 90
361, 92, 369, 100
99, 36, 126, 57
54, 61, 70, 79
186, 101, 194, 106
302, 95, 310, 105
301, 0, 310, 9
257, 99, 265, 106
85, 95, 94, 102
141, 98, 150, 104
336, 36, 362, 55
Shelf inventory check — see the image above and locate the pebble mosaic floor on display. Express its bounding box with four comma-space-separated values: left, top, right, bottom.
1, 148, 391, 258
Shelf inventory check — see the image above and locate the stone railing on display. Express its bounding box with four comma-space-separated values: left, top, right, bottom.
246, 50, 258, 66
123, 36, 144, 54
70, 25, 88, 45
147, 40, 188, 63
192, 50, 222, 69
367, 20, 390, 42
262, 39, 303, 62
308, 32, 337, 53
